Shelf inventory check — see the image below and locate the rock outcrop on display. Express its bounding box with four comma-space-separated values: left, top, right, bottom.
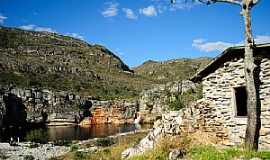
90, 101, 137, 124
138, 80, 196, 123
0, 86, 138, 127
133, 58, 211, 83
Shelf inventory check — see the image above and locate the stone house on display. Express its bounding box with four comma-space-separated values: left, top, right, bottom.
191, 43, 270, 149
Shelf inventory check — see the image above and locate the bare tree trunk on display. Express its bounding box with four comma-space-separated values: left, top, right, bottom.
242, 1, 260, 151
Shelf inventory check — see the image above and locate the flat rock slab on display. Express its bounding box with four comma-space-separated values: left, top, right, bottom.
0, 143, 70, 160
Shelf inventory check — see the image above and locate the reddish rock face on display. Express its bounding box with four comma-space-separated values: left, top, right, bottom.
80, 101, 137, 125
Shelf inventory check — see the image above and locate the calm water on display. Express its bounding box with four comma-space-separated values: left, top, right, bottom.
0, 124, 152, 143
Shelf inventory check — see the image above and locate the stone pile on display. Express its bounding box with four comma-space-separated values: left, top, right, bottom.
122, 111, 182, 159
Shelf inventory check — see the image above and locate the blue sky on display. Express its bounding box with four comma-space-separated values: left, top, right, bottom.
0, 0, 270, 67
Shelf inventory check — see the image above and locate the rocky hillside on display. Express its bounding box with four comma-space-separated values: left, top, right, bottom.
0, 26, 153, 99
133, 58, 211, 83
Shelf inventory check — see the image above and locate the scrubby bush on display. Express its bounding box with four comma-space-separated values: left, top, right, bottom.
168, 84, 203, 111
53, 140, 72, 146
70, 144, 79, 152
23, 155, 35, 160
74, 151, 87, 160
95, 137, 115, 147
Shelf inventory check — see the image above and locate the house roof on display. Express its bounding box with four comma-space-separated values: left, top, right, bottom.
190, 43, 270, 82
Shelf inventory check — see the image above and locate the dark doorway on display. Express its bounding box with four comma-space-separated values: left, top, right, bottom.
235, 86, 247, 117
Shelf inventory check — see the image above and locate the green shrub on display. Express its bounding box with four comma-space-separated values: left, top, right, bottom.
169, 95, 185, 111
95, 137, 115, 147
168, 84, 203, 111
23, 155, 35, 160
74, 151, 87, 160
53, 140, 72, 146
70, 144, 79, 152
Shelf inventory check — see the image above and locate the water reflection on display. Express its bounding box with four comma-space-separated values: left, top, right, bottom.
0, 124, 152, 143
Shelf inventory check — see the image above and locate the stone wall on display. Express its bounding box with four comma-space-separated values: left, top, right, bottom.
201, 57, 270, 149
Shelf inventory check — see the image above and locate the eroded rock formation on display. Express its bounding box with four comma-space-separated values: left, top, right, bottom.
0, 86, 138, 127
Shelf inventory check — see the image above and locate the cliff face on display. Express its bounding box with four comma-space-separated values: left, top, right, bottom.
0, 26, 152, 99
138, 80, 200, 123
0, 86, 138, 127
0, 26, 211, 127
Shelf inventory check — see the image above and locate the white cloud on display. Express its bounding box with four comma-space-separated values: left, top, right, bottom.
192, 35, 270, 52
102, 2, 119, 17
169, 1, 198, 11
34, 27, 56, 33
19, 24, 36, 30
19, 24, 56, 33
122, 8, 137, 20
192, 39, 234, 52
65, 33, 84, 40
255, 35, 270, 44
0, 14, 7, 24
139, 5, 157, 17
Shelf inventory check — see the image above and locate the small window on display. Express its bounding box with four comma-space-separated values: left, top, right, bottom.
235, 86, 247, 117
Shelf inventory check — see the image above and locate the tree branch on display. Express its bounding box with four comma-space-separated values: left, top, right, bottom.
252, 0, 260, 5
198, 0, 242, 6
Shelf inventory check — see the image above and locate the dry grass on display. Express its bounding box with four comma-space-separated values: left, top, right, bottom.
56, 132, 147, 160
54, 131, 270, 160
188, 130, 220, 146
126, 135, 192, 160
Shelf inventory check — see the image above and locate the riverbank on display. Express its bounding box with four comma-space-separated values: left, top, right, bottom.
57, 131, 149, 160
0, 129, 151, 160
55, 130, 270, 160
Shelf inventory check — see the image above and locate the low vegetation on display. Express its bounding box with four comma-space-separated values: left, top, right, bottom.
188, 146, 270, 160
0, 27, 155, 100
133, 58, 211, 83
55, 131, 270, 160
56, 132, 147, 160
168, 84, 203, 111
0, 27, 211, 100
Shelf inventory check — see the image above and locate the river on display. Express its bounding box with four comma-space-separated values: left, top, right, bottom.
0, 124, 152, 143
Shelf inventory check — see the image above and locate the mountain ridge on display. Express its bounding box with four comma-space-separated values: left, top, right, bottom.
0, 26, 151, 99
0, 26, 211, 99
